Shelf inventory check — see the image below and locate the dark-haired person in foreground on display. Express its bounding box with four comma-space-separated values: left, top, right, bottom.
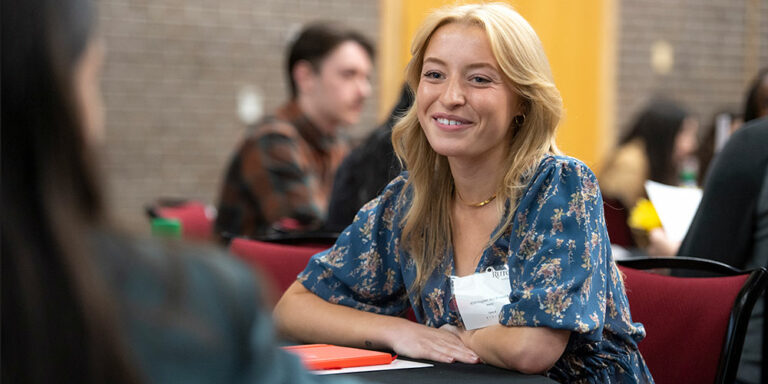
215, 23, 374, 240
0, 1, 359, 383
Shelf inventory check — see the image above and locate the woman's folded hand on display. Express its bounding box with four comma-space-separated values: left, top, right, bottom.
384, 321, 480, 364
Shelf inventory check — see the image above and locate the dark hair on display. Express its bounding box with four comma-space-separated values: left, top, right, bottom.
620, 99, 689, 185
696, 110, 742, 185
1, 0, 140, 382
743, 67, 768, 123
286, 22, 374, 99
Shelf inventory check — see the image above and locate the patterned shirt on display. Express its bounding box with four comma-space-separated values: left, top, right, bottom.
215, 102, 349, 239
299, 156, 654, 383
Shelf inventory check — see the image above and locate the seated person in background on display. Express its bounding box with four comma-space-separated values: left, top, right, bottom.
1, 1, 358, 383
215, 23, 374, 240
599, 100, 698, 254
325, 84, 413, 231
644, 68, 768, 257
275, 4, 652, 382
677, 117, 768, 384
599, 99, 699, 211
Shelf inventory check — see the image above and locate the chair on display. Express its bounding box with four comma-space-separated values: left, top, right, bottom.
603, 197, 635, 247
228, 237, 329, 306
146, 199, 215, 241
617, 257, 767, 384
229, 236, 421, 322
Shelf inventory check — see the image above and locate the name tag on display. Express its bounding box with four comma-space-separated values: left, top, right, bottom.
450, 266, 511, 330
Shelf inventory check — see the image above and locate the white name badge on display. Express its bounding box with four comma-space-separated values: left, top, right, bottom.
450, 266, 511, 330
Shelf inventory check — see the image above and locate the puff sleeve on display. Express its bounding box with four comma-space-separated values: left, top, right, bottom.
499, 158, 610, 342
298, 175, 410, 316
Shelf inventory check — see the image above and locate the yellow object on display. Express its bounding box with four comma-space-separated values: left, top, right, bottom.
628, 198, 662, 231
378, 0, 616, 169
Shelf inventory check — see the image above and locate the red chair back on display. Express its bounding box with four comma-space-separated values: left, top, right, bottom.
619, 265, 748, 384
155, 201, 214, 241
603, 198, 635, 247
229, 238, 328, 305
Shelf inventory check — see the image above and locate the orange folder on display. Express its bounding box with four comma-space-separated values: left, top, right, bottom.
283, 344, 396, 370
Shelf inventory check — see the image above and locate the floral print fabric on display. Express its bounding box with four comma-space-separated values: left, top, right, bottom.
299, 155, 654, 383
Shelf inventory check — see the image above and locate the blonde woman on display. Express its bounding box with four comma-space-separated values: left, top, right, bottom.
275, 3, 653, 382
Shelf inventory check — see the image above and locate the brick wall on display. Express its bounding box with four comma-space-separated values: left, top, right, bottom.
616, 0, 767, 137
97, 0, 379, 232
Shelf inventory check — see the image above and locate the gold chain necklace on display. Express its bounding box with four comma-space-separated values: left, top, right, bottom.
456, 190, 497, 208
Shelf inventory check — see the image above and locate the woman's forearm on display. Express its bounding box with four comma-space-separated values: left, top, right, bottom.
274, 282, 480, 364
461, 324, 569, 374
273, 281, 402, 349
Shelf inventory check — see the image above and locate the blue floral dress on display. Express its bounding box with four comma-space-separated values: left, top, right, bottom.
298, 155, 654, 383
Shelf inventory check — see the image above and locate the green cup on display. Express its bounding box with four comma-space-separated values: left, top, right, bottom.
151, 218, 182, 238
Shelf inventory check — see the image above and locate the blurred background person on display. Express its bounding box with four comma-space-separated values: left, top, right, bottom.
324, 84, 413, 232
600, 99, 699, 210
215, 23, 374, 240
599, 99, 699, 253
0, 0, 360, 382
637, 69, 768, 258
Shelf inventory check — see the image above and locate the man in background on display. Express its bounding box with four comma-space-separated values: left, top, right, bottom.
215, 23, 373, 239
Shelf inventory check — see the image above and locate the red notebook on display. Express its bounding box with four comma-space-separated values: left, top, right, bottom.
283, 344, 396, 370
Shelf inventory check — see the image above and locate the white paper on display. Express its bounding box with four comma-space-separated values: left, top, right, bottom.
311, 358, 433, 375
644, 180, 703, 242
450, 266, 511, 330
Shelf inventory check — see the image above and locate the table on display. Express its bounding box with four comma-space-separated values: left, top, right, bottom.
342, 360, 557, 384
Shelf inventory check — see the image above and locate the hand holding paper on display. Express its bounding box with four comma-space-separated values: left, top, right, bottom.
644, 180, 702, 243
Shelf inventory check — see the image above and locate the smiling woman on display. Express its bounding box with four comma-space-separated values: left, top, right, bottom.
274, 3, 654, 383
417, 23, 520, 161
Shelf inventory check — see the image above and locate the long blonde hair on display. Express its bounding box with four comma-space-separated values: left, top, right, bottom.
391, 3, 563, 295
